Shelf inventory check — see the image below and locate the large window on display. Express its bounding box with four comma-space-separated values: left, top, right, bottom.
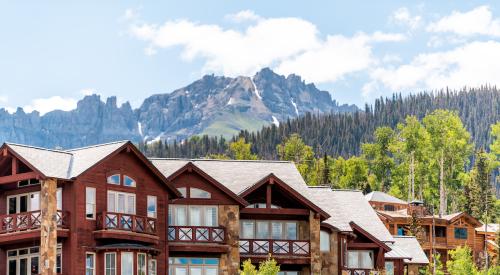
137, 253, 147, 275
85, 253, 95, 275
320, 230, 330, 252
169, 257, 219, 275
435, 226, 447, 237
240, 220, 298, 240
86, 187, 96, 219
107, 191, 136, 214
169, 205, 217, 227
454, 227, 468, 239
347, 250, 374, 269
147, 196, 157, 218
105, 252, 116, 275
7, 245, 62, 275
107, 174, 136, 187
190, 188, 211, 199
7, 189, 62, 214
121, 252, 133, 275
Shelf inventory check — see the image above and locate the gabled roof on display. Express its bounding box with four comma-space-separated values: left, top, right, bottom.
240, 173, 330, 220
166, 162, 248, 206
365, 191, 407, 204
307, 187, 394, 243
390, 236, 429, 265
476, 223, 499, 233
385, 242, 412, 260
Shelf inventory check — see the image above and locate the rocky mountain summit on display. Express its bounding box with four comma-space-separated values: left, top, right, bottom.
0, 68, 356, 148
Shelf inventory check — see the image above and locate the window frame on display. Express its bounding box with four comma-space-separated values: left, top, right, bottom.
147, 195, 157, 218
190, 188, 211, 199
240, 219, 298, 240
347, 250, 374, 269
454, 227, 468, 239
85, 187, 96, 220
137, 253, 147, 275
121, 252, 134, 275
107, 174, 121, 185
148, 258, 157, 275
104, 252, 116, 275
320, 230, 330, 252
123, 175, 137, 187
169, 205, 218, 227
107, 190, 136, 215
85, 252, 96, 275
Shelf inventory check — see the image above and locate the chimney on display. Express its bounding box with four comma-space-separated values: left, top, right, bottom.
408, 200, 427, 216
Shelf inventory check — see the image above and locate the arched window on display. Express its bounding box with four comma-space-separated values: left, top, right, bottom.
123, 175, 136, 187
107, 174, 120, 185
190, 188, 211, 199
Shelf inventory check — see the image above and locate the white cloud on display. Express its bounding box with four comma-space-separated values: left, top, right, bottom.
80, 88, 97, 96
364, 41, 500, 97
129, 13, 405, 83
390, 7, 422, 30
226, 10, 261, 23
23, 96, 78, 115
427, 5, 500, 37
122, 8, 140, 21
0, 95, 8, 104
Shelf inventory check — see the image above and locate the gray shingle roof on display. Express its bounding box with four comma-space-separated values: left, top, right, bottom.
365, 191, 407, 204
391, 236, 429, 264
385, 242, 412, 259
306, 187, 394, 243
4, 141, 128, 179
476, 223, 499, 233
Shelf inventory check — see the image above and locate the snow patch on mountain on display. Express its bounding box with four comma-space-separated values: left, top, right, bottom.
251, 78, 262, 100
272, 116, 280, 127
291, 98, 299, 116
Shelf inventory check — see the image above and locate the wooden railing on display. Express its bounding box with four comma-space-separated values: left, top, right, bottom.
342, 269, 373, 275
168, 226, 225, 243
96, 212, 157, 235
0, 210, 68, 234
239, 239, 310, 256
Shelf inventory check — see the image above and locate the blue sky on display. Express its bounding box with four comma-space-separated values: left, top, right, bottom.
1, 1, 499, 114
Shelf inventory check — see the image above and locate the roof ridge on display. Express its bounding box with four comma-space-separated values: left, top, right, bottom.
149, 158, 293, 163
5, 142, 73, 155
65, 140, 129, 152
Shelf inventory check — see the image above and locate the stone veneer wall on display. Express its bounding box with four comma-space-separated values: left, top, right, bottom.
309, 211, 322, 275
407, 264, 420, 275
218, 205, 240, 275
40, 178, 57, 275
321, 231, 339, 275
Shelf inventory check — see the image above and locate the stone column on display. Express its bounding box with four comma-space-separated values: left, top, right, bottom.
407, 264, 419, 275
309, 211, 321, 275
218, 205, 240, 275
321, 232, 339, 275
40, 178, 57, 275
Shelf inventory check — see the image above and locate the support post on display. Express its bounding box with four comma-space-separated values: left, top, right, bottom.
40, 178, 57, 275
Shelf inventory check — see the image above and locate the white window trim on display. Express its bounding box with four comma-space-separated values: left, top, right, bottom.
190, 187, 211, 199
148, 258, 157, 275
240, 219, 298, 240
107, 190, 136, 215
121, 252, 134, 275
147, 195, 157, 218
86, 252, 96, 275
169, 205, 218, 227
347, 250, 374, 269
86, 187, 96, 220
123, 175, 137, 187
320, 230, 330, 252
107, 174, 121, 185
104, 252, 116, 275
137, 253, 147, 275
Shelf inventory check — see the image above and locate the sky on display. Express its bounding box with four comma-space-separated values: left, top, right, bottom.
1, 1, 500, 114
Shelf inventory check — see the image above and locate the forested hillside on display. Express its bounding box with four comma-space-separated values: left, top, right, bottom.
139, 87, 499, 159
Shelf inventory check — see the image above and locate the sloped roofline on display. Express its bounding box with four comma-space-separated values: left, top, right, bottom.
349, 221, 392, 251
166, 162, 248, 206
240, 173, 330, 220
1, 143, 49, 180
447, 212, 482, 227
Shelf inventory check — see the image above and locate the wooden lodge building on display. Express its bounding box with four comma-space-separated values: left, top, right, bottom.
0, 141, 429, 275
365, 191, 497, 267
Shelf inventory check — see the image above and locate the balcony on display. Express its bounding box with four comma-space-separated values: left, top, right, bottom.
0, 210, 68, 234
239, 239, 310, 257
96, 211, 157, 235
168, 226, 225, 243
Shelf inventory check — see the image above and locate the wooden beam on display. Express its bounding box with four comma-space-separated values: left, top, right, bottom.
347, 242, 381, 248
240, 208, 310, 216
0, 171, 38, 184
266, 184, 272, 209
11, 157, 17, 175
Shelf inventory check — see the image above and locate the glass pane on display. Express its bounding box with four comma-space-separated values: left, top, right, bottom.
117, 194, 125, 213
148, 260, 157, 275
121, 252, 133, 275
361, 251, 374, 269
86, 188, 95, 203
174, 267, 187, 275
189, 267, 202, 275
8, 197, 17, 214
242, 221, 255, 239
20, 258, 28, 275
107, 192, 115, 212
347, 251, 359, 268
138, 254, 146, 275
56, 189, 62, 210
190, 258, 203, 264
20, 195, 28, 212
190, 207, 201, 226
286, 223, 297, 240
8, 259, 16, 275
320, 231, 330, 252
147, 196, 157, 218
175, 207, 187, 226
30, 193, 40, 211
385, 261, 395, 275
31, 256, 39, 275
205, 207, 217, 227
271, 222, 283, 239
56, 254, 61, 273
124, 176, 136, 187
127, 195, 135, 214
204, 258, 219, 265
190, 188, 211, 199
256, 221, 269, 239
177, 188, 187, 198
107, 174, 120, 185
205, 267, 218, 275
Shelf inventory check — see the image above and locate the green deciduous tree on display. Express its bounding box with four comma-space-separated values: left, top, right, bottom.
362, 126, 395, 192
230, 137, 258, 160
446, 246, 478, 275
239, 257, 280, 275
277, 134, 314, 181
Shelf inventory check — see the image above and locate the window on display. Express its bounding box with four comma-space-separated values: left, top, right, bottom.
147, 196, 157, 218
384, 204, 395, 211
7, 245, 63, 275
454, 227, 468, 239
105, 253, 116, 275
124, 176, 136, 187
320, 230, 330, 252
169, 205, 217, 227
169, 257, 219, 275
121, 252, 133, 275
138, 253, 147, 275
397, 225, 406, 236
17, 178, 40, 188
435, 226, 447, 237
190, 188, 211, 199
240, 220, 298, 240
347, 250, 374, 269
148, 259, 157, 275
385, 261, 395, 275
86, 253, 95, 275
86, 187, 96, 219
57, 189, 62, 210
247, 203, 280, 209
107, 174, 120, 185
177, 187, 187, 198
107, 191, 135, 214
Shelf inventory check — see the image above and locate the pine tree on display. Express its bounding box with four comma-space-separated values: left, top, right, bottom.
468, 149, 493, 220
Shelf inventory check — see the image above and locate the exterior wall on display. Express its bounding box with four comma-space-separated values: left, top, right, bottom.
407, 264, 420, 275
321, 231, 339, 275
218, 205, 240, 275
309, 211, 321, 275
369, 201, 407, 212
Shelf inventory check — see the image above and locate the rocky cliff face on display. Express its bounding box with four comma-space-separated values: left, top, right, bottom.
0, 68, 356, 148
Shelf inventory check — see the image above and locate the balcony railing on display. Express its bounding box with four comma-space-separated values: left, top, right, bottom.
168, 226, 225, 243
0, 210, 68, 234
96, 212, 157, 235
239, 239, 310, 256
342, 269, 373, 275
